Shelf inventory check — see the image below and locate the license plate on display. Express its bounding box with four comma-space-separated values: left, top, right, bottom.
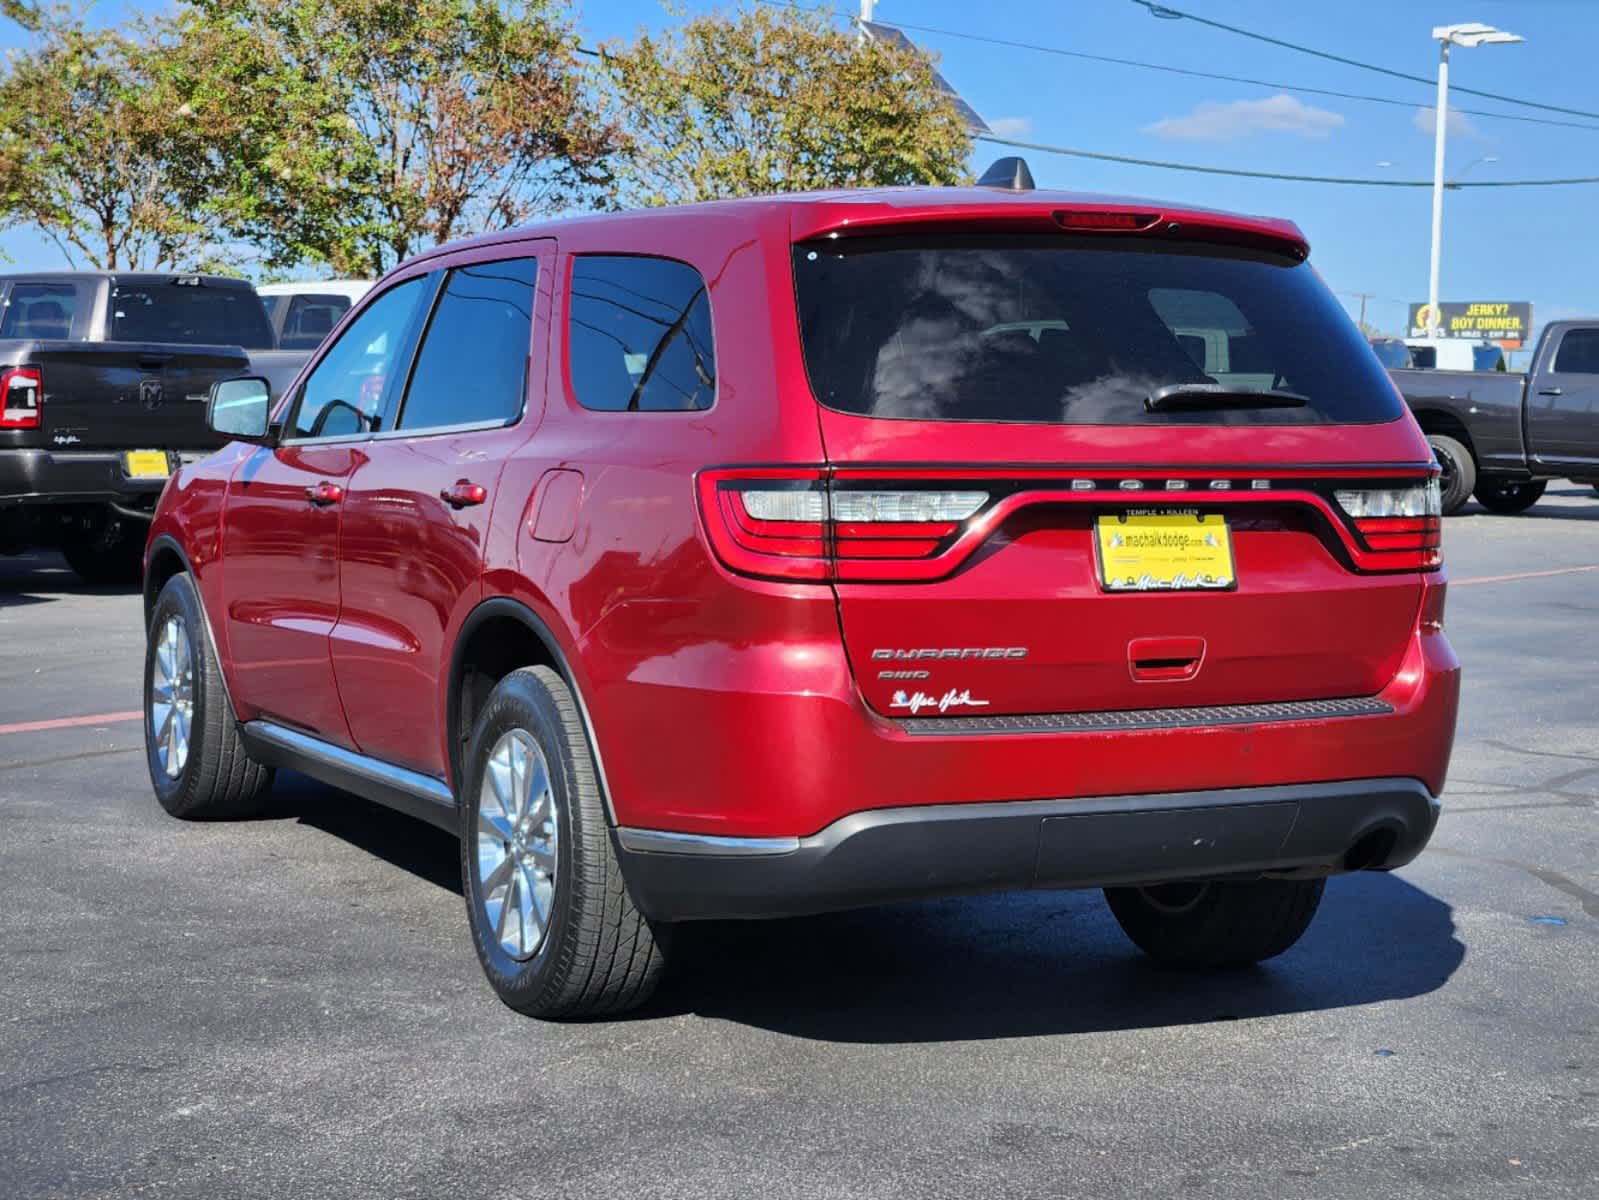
1095, 511, 1236, 592
123, 450, 170, 479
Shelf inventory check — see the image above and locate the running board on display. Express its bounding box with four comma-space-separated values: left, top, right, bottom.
239, 721, 459, 834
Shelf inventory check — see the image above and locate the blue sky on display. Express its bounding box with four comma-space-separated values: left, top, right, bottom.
4, 1, 1596, 342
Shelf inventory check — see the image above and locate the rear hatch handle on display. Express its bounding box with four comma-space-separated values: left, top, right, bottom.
1128, 636, 1206, 682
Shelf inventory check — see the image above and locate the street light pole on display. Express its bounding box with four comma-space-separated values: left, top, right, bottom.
1427, 40, 1450, 335
1424, 24, 1522, 335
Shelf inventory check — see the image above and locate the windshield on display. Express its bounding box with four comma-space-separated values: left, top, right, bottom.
792, 236, 1404, 425
111, 282, 274, 350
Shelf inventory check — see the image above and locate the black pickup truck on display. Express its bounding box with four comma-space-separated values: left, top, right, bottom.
1394, 318, 1599, 515
0, 272, 310, 582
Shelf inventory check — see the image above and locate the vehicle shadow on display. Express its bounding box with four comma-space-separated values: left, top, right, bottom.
274, 772, 1464, 1043
656, 874, 1462, 1042
0, 551, 140, 604
1453, 484, 1599, 522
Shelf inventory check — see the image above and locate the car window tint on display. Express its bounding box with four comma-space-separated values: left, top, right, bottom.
1554, 329, 1599, 375
793, 236, 1405, 426
111, 281, 275, 349
0, 282, 80, 339
289, 277, 428, 440
278, 294, 353, 350
398, 258, 538, 431
568, 255, 715, 412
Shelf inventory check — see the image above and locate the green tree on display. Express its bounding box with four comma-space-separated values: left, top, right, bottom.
0, 13, 231, 270
604, 5, 973, 206
173, 0, 623, 276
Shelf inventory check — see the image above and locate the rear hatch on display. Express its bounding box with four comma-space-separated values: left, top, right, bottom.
781, 213, 1439, 721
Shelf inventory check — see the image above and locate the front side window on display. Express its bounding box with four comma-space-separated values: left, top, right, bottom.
567, 255, 715, 412
0, 283, 80, 339
792, 236, 1405, 425
398, 257, 538, 432
1553, 329, 1599, 375
288, 277, 429, 440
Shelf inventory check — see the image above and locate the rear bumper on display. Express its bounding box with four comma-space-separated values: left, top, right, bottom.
616, 777, 1440, 921
0, 448, 171, 506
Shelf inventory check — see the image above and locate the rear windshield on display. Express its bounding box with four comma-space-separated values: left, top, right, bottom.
111, 282, 274, 350
792, 236, 1404, 425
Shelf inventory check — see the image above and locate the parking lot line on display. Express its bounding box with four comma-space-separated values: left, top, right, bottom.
1451, 563, 1599, 587
0, 710, 142, 736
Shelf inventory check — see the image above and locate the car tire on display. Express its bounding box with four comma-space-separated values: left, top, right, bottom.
144, 572, 274, 819
1425, 434, 1475, 515
62, 526, 145, 586
1104, 878, 1325, 969
460, 666, 668, 1019
1472, 477, 1546, 515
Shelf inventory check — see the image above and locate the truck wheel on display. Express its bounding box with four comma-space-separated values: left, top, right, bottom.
61, 527, 145, 586
1425, 434, 1475, 515
144, 573, 274, 819
461, 666, 668, 1019
1104, 878, 1325, 969
1473, 477, 1546, 515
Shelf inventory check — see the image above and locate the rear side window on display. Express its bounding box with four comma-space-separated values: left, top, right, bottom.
111, 281, 274, 349
398, 258, 538, 431
1553, 329, 1599, 375
278, 293, 354, 350
0, 283, 80, 339
567, 255, 715, 411
792, 237, 1405, 425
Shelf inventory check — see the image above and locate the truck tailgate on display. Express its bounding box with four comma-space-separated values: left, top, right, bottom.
7, 340, 250, 450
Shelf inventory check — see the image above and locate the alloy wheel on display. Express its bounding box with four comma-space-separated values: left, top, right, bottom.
476, 729, 559, 961
149, 615, 194, 780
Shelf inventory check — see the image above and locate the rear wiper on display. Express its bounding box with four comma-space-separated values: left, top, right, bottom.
1145, 383, 1309, 413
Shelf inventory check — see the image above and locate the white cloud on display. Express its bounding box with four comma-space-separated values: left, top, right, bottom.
987, 116, 1033, 139
1143, 94, 1345, 142
1413, 105, 1481, 140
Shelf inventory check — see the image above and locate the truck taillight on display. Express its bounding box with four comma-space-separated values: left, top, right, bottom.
698, 469, 989, 581
1334, 479, 1443, 570
0, 366, 42, 429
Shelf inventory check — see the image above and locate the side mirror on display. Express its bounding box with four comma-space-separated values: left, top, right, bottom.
207, 376, 276, 444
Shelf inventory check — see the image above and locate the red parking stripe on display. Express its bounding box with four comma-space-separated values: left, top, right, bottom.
1452, 564, 1599, 587
0, 711, 142, 736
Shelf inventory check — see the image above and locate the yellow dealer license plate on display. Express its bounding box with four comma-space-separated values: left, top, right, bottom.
1095, 511, 1236, 592
123, 450, 170, 479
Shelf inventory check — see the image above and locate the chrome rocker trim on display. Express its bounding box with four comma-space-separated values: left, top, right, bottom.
615, 828, 801, 857
239, 720, 458, 832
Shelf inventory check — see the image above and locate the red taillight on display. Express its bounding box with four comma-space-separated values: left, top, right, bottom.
1333, 480, 1444, 571
0, 366, 42, 429
1053, 210, 1160, 232
697, 469, 988, 581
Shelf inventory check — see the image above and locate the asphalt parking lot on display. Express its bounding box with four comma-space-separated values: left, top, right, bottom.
2, 487, 1596, 1200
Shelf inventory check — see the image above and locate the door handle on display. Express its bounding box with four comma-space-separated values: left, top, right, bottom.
1537, 387, 1563, 397
305, 481, 344, 507
441, 481, 488, 509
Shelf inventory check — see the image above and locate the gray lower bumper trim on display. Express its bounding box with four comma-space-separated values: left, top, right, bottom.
896, 695, 1393, 736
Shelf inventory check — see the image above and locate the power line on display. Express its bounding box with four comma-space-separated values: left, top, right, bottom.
755, 1, 1599, 134
977, 131, 1599, 188
1130, 1, 1599, 123
850, 10, 1599, 135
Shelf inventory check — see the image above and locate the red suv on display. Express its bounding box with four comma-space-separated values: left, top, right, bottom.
143, 178, 1459, 1018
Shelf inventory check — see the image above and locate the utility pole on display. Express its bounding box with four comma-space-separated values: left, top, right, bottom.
860, 0, 876, 21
